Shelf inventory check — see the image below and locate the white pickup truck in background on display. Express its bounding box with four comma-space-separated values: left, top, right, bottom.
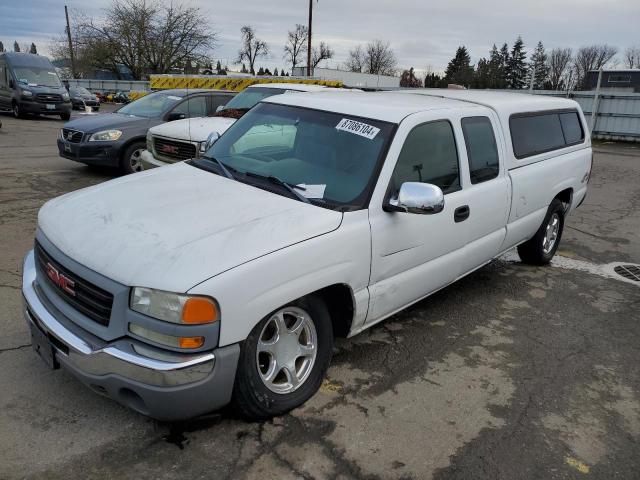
23, 89, 591, 421
140, 83, 330, 170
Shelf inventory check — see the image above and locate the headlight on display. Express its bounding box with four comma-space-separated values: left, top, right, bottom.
146, 131, 154, 152
21, 90, 33, 97
88, 130, 123, 142
62, 92, 70, 101
199, 141, 207, 153
130, 287, 218, 325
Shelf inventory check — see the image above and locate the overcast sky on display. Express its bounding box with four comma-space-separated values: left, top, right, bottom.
1, 0, 638, 74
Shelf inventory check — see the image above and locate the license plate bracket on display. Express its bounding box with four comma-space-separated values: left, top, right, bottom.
29, 320, 58, 370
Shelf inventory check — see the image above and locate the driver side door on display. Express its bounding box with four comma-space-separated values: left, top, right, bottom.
366, 112, 471, 324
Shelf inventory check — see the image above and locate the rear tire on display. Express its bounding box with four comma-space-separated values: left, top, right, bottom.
517, 198, 565, 265
120, 141, 145, 174
12, 102, 25, 119
232, 295, 334, 421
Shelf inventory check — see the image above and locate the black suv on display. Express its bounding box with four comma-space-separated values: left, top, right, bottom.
58, 89, 234, 173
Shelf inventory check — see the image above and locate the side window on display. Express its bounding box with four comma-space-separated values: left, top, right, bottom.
172, 96, 207, 118
209, 94, 230, 115
559, 112, 584, 145
391, 120, 460, 194
461, 116, 500, 184
510, 113, 565, 159
0, 62, 6, 88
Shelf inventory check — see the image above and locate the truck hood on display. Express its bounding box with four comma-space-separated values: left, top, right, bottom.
38, 162, 342, 292
63, 112, 150, 133
150, 117, 237, 142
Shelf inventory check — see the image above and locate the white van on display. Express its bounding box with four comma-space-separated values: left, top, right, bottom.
23, 90, 591, 421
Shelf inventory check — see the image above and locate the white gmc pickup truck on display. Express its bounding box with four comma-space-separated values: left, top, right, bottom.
22, 90, 591, 421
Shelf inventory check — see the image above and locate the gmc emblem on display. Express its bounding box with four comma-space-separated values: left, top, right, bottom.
161, 144, 179, 154
45, 262, 76, 296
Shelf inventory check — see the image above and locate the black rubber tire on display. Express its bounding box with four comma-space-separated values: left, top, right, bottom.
60, 111, 71, 121
12, 102, 24, 119
232, 295, 334, 421
517, 198, 565, 265
120, 141, 146, 175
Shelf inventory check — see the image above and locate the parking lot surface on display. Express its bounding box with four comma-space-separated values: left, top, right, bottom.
1, 109, 639, 480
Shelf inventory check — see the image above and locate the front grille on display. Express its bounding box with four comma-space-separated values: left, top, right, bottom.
36, 93, 63, 103
153, 136, 197, 162
62, 128, 83, 143
35, 242, 113, 326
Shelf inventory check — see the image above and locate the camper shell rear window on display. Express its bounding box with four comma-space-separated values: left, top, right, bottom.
509, 109, 585, 159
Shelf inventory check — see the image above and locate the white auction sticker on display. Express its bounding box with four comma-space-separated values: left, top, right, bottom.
335, 118, 380, 140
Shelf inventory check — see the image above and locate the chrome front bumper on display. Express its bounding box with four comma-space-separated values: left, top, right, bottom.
22, 250, 240, 420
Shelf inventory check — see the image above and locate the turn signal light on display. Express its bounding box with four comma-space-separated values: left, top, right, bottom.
179, 336, 205, 349
182, 297, 218, 325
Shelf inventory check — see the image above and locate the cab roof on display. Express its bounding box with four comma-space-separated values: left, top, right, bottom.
264, 91, 476, 123
265, 89, 581, 125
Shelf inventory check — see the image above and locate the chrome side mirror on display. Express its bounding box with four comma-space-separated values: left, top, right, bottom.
205, 131, 220, 151
216, 105, 225, 113
386, 182, 445, 215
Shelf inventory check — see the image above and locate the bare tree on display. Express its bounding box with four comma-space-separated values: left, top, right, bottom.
283, 24, 307, 71
365, 39, 397, 76
547, 47, 573, 90
625, 46, 640, 69
237, 25, 269, 75
51, 1, 217, 80
573, 44, 618, 89
311, 41, 334, 68
345, 45, 365, 72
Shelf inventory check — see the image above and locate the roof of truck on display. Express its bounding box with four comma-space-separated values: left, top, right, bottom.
249, 83, 330, 92
265, 91, 478, 123
392, 89, 580, 120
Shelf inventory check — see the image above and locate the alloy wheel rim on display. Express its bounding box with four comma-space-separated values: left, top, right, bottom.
256, 306, 318, 394
543, 213, 560, 254
129, 149, 143, 172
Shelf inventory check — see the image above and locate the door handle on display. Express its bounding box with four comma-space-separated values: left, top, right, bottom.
454, 205, 470, 223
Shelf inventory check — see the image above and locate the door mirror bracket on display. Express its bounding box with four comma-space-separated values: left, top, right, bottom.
384, 182, 445, 215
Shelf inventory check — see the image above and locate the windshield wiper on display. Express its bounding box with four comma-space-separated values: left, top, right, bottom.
244, 172, 311, 205
201, 155, 236, 181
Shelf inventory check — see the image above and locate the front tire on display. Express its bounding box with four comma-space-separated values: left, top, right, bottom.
120, 141, 145, 174
517, 198, 565, 265
12, 102, 25, 119
232, 295, 334, 420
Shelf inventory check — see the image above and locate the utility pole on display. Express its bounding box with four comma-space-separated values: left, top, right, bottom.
306, 0, 313, 77
65, 5, 77, 78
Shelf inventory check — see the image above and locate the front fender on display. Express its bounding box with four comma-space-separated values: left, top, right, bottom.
188, 210, 372, 346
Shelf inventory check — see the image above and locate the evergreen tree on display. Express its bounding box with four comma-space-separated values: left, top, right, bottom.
13, 41, 20, 52
273, 68, 279, 76
529, 41, 549, 89
506, 37, 528, 89
0, 41, 5, 52
240, 63, 248, 73
444, 46, 474, 87
497, 43, 510, 88
473, 58, 490, 89
29, 42, 37, 54
257, 66, 265, 75
424, 72, 445, 88
215, 60, 222, 72
485, 44, 504, 88
264, 68, 272, 75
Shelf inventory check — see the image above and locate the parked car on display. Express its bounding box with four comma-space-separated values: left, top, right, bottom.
0, 52, 71, 120
57, 88, 235, 173
68, 86, 100, 111
23, 90, 591, 421
140, 83, 330, 170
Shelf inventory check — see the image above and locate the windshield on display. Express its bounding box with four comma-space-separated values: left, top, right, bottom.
223, 87, 288, 110
195, 102, 395, 210
70, 87, 92, 96
117, 91, 183, 118
14, 67, 61, 88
